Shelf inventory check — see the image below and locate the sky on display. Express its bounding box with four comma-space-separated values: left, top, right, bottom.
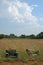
0, 0, 43, 35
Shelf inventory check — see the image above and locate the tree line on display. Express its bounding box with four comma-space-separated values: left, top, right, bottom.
0, 32, 43, 39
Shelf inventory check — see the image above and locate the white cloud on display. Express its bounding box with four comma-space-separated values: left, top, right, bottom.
8, 5, 24, 22
32, 4, 38, 7
0, 0, 43, 35
0, 0, 41, 27
5, 0, 38, 24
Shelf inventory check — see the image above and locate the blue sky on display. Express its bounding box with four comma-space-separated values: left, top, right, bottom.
0, 0, 43, 35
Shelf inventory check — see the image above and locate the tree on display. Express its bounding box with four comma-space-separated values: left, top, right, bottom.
29, 34, 36, 39
9, 34, 17, 38
0, 34, 4, 39
19, 34, 26, 38
36, 32, 43, 39
4, 35, 9, 38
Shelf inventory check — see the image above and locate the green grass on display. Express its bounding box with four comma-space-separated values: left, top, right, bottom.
31, 63, 38, 65
0, 49, 43, 62
0, 39, 43, 62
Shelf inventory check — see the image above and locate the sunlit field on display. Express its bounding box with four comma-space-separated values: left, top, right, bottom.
0, 39, 43, 62
0, 39, 43, 50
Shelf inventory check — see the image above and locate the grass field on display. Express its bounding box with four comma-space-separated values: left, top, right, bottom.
0, 38, 43, 62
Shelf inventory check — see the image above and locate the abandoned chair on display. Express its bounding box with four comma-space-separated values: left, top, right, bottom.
26, 49, 31, 55
5, 49, 18, 58
32, 50, 39, 55
26, 49, 39, 55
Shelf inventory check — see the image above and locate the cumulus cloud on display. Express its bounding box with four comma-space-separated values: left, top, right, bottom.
0, 0, 41, 27
4, 0, 38, 24
0, 0, 43, 35
32, 4, 38, 7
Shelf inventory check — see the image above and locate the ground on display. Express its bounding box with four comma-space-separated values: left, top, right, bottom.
0, 60, 43, 65
0, 39, 43, 65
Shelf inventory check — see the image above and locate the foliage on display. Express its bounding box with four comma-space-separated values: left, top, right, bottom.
0, 32, 43, 39
36, 32, 43, 39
